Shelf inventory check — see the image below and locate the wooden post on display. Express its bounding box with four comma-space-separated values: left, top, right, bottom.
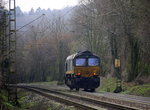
114, 59, 122, 93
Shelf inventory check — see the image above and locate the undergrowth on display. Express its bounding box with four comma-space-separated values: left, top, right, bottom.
97, 77, 150, 97
0, 89, 15, 110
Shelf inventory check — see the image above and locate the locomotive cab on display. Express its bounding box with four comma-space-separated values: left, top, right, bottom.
65, 51, 100, 92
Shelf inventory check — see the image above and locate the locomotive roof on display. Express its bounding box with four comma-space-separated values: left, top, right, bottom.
66, 53, 78, 60
66, 50, 99, 60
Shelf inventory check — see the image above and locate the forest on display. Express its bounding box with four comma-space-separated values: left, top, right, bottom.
0, 0, 150, 109
1, 0, 150, 86
15, 0, 150, 83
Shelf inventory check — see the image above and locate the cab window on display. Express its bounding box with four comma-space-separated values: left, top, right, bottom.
88, 58, 99, 66
75, 58, 86, 66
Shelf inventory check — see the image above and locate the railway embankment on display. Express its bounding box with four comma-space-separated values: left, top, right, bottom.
97, 77, 150, 97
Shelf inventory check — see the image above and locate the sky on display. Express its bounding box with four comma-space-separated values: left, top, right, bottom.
15, 0, 78, 12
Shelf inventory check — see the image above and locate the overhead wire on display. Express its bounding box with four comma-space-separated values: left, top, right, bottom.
16, 14, 45, 31
18, 0, 120, 47
19, 3, 81, 46
36, 0, 85, 34
30, 0, 113, 47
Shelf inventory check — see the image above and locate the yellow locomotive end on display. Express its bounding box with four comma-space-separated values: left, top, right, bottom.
74, 67, 100, 77
65, 51, 100, 92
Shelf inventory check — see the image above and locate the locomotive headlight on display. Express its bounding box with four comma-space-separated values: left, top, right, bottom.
93, 72, 97, 75
76, 70, 81, 76
77, 73, 81, 76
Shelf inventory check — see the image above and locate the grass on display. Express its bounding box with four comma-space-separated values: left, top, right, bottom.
26, 81, 58, 86
26, 81, 65, 86
97, 77, 150, 97
97, 77, 117, 92
30, 81, 57, 85
122, 83, 150, 97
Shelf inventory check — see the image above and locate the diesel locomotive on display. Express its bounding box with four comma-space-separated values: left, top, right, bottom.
65, 51, 100, 92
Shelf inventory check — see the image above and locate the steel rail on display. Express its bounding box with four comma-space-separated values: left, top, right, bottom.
23, 87, 97, 110
12, 85, 143, 110
95, 92, 150, 106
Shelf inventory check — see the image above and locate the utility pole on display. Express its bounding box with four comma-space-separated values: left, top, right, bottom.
7, 0, 18, 105
1, 0, 45, 105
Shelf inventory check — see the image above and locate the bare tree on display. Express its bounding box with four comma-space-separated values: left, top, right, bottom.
70, 0, 150, 81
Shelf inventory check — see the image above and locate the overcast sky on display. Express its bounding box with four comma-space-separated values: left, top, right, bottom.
15, 0, 78, 12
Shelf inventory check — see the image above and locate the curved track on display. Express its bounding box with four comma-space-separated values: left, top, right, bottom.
23, 87, 97, 110
11, 85, 150, 110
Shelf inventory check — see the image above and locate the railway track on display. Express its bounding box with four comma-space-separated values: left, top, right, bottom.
10, 85, 147, 110
22, 87, 97, 110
